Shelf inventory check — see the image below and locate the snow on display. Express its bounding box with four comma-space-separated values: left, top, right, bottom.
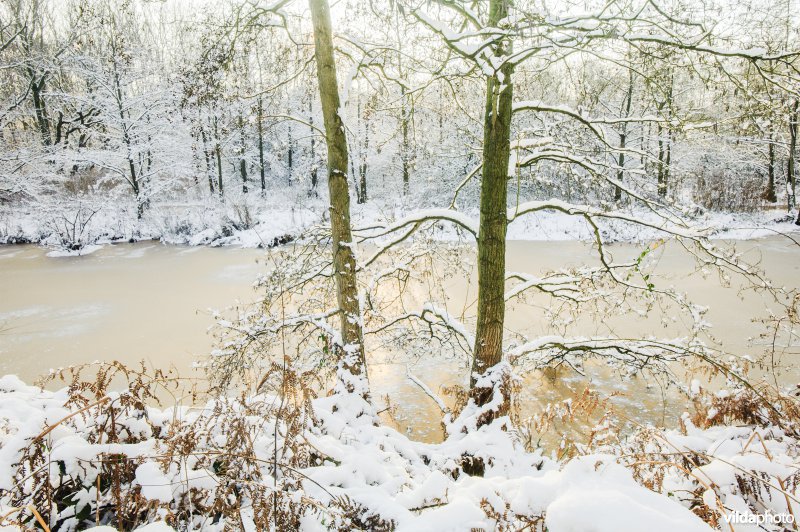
89, 523, 174, 531
135, 462, 174, 503
2, 195, 798, 255
543, 456, 711, 532
45, 244, 104, 257
0, 369, 749, 531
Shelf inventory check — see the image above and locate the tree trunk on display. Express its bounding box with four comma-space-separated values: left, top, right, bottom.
657, 75, 673, 198
438, 84, 444, 144
190, 131, 200, 186
309, 0, 367, 385
310, 97, 318, 195
664, 127, 672, 194
401, 85, 410, 195
238, 114, 248, 193
355, 98, 368, 204
258, 98, 266, 191
788, 99, 798, 213
766, 124, 776, 203
657, 122, 666, 197
359, 116, 368, 204
214, 116, 224, 197
350, 157, 358, 197
29, 72, 52, 146
615, 68, 634, 202
112, 61, 143, 218
471, 0, 513, 397
200, 126, 215, 194
287, 124, 294, 179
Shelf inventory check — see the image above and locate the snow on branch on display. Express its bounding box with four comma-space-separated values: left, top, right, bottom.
406, 369, 449, 413
369, 301, 475, 353
356, 208, 480, 266
507, 199, 701, 239
508, 335, 705, 376
505, 271, 585, 302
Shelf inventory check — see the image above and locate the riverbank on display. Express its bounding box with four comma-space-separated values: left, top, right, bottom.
0, 366, 797, 531
1, 197, 798, 255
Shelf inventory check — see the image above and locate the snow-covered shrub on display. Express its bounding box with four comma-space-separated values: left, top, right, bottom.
675, 140, 767, 212
511, 373, 800, 532
42, 202, 102, 252
1, 361, 337, 531
2, 359, 731, 532
695, 167, 764, 213
620, 381, 800, 530
224, 198, 255, 232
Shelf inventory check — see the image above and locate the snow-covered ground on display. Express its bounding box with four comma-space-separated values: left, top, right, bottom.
0, 368, 797, 531
1, 197, 798, 254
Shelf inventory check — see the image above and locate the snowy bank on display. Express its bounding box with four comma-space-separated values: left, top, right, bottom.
1, 197, 798, 254
1, 365, 797, 531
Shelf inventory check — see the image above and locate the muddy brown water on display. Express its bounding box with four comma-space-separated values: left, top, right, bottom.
1, 237, 798, 443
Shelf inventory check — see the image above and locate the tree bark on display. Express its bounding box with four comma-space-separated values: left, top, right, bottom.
310, 97, 318, 195
614, 68, 634, 202
657, 121, 666, 197
287, 124, 293, 178
112, 58, 143, 218
401, 85, 410, 195
766, 124, 776, 203
199, 126, 215, 194
238, 114, 248, 193
471, 0, 513, 396
214, 116, 224, 197
355, 98, 368, 204
309, 0, 367, 383
788, 99, 797, 214
29, 72, 52, 146
258, 97, 266, 191
359, 114, 368, 204
656, 74, 673, 198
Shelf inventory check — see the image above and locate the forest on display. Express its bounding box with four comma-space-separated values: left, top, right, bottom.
1, 0, 800, 530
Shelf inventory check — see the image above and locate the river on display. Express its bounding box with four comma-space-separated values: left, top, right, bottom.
1, 236, 798, 442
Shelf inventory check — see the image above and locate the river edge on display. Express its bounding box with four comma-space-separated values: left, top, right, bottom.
2, 201, 799, 255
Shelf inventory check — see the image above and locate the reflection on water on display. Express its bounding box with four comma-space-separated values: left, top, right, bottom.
0, 237, 798, 443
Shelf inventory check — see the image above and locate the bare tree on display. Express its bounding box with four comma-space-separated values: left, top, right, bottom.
309, 0, 367, 388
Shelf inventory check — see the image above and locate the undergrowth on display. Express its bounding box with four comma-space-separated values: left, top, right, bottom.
1, 361, 799, 531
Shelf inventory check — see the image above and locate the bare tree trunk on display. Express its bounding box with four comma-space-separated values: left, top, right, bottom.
350, 157, 358, 197
359, 116, 368, 204
238, 114, 248, 193
615, 67, 634, 202
657, 121, 666, 197
788, 99, 797, 214
354, 98, 368, 204
471, 0, 513, 399
664, 127, 672, 193
658, 75, 673, 198
214, 116, 224, 197
401, 85, 410, 195
190, 131, 200, 186
287, 124, 293, 179
309, 0, 367, 384
438, 84, 444, 144
310, 97, 318, 196
112, 58, 143, 218
766, 124, 777, 203
29, 72, 52, 146
258, 97, 266, 192
200, 126, 215, 195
